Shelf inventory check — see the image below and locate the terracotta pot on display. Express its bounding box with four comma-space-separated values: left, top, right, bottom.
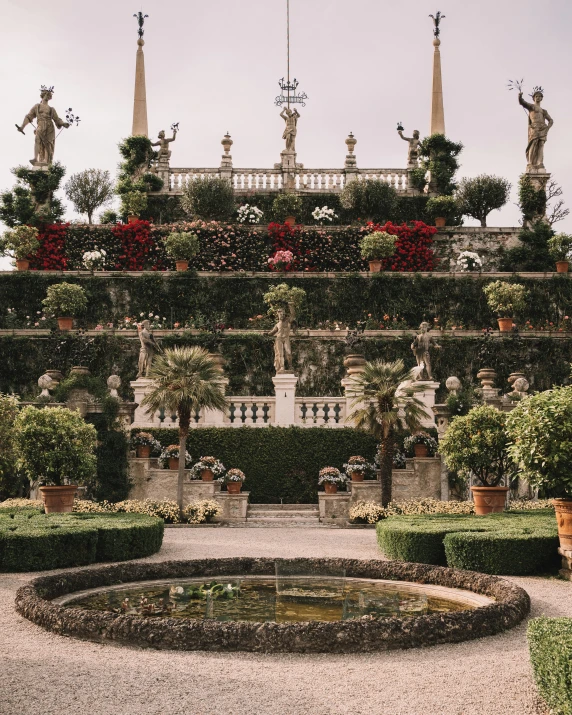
324, 483, 338, 494
226, 482, 242, 494
369, 260, 382, 273
128, 215, 139, 224
175, 260, 189, 272
201, 469, 214, 482
414, 444, 429, 458
136, 445, 151, 458
168, 457, 179, 471
57, 317, 73, 331
16, 259, 30, 271
556, 261, 569, 274
435, 217, 446, 228
554, 499, 572, 550
350, 471, 364, 482
284, 215, 296, 227
497, 317, 514, 333
470, 486, 509, 515
39, 485, 78, 514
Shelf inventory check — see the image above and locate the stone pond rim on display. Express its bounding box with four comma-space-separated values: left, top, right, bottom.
15, 558, 530, 653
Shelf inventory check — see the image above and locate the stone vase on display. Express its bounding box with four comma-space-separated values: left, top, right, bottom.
39, 485, 78, 514
70, 366, 90, 376
556, 261, 569, 274
470, 486, 509, 515
136, 445, 151, 458
324, 483, 338, 494
16, 259, 30, 271
201, 469, 214, 482
226, 482, 242, 494
497, 318, 513, 332
57, 317, 73, 331
554, 499, 572, 550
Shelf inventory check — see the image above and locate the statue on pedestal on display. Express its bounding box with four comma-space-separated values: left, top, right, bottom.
518, 89, 553, 173
16, 86, 69, 166
411, 322, 441, 381
137, 320, 159, 378
398, 126, 421, 168
152, 124, 178, 165
280, 107, 300, 153
268, 303, 295, 373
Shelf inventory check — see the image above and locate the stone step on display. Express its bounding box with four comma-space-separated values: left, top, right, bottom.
248, 504, 318, 511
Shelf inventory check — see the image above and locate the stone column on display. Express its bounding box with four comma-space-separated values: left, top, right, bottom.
399, 380, 439, 429
132, 38, 148, 137
130, 377, 156, 427
272, 372, 298, 426
203, 378, 229, 426
344, 132, 359, 184
430, 38, 445, 135
220, 133, 233, 181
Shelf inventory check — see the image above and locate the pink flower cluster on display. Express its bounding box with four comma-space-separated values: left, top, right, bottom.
268, 250, 294, 269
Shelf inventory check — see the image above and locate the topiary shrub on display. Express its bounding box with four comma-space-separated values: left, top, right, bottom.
42, 282, 88, 317
270, 193, 303, 223
359, 231, 396, 261
339, 180, 398, 223
181, 176, 235, 221
528, 617, 572, 715
426, 196, 460, 224
483, 280, 527, 319
456, 175, 511, 227
0, 225, 40, 260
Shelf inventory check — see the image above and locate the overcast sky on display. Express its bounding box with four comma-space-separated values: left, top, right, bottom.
1, 0, 571, 269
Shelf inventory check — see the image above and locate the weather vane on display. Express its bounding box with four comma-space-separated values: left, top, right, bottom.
429, 11, 445, 38
275, 0, 308, 107
134, 11, 148, 39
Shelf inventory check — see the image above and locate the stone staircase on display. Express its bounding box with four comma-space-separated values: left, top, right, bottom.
246, 504, 321, 527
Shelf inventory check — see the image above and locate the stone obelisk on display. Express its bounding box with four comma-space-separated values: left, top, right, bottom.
429, 12, 446, 136
132, 13, 149, 137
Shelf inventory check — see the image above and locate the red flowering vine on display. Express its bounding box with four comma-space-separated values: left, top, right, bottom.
29, 223, 68, 271
367, 221, 438, 272
112, 220, 166, 271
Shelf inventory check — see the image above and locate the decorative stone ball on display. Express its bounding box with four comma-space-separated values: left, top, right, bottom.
107, 375, 121, 397
445, 376, 461, 393
38, 374, 54, 398
513, 377, 530, 393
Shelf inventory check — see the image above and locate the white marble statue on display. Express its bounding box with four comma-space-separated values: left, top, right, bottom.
268, 303, 295, 373
411, 322, 441, 381
16, 87, 69, 165
518, 89, 553, 173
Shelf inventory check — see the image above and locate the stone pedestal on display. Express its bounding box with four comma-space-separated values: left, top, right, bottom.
130, 378, 156, 427
392, 458, 442, 502
214, 492, 249, 522
559, 548, 572, 581
349, 480, 382, 506
272, 372, 298, 426
203, 378, 229, 426
318, 493, 351, 524
399, 380, 439, 428
129, 460, 221, 504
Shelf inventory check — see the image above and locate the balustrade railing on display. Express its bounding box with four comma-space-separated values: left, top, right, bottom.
295, 398, 347, 427
224, 397, 276, 427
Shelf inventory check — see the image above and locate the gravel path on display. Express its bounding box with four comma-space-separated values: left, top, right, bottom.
1, 527, 570, 715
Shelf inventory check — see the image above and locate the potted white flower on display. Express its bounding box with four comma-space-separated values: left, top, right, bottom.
218, 468, 246, 494
404, 432, 439, 458
83, 248, 107, 272
1, 225, 40, 271
159, 445, 192, 471
42, 282, 88, 331
189, 456, 226, 482
312, 206, 338, 225
163, 231, 199, 272
343, 455, 375, 483
237, 204, 263, 224
359, 231, 397, 272
318, 467, 347, 494
131, 431, 162, 459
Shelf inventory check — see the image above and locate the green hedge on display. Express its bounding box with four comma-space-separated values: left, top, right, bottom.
144, 426, 377, 504
0, 512, 164, 571
528, 618, 572, 715
376, 511, 558, 575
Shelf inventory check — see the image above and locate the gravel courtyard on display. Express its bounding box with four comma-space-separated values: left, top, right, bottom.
1, 527, 570, 715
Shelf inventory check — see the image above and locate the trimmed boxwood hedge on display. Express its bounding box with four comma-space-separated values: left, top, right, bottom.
144, 426, 377, 504
528, 617, 572, 715
0, 512, 164, 572
376, 511, 559, 575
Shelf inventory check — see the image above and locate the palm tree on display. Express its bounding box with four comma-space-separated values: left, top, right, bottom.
348, 359, 429, 506
141, 346, 227, 512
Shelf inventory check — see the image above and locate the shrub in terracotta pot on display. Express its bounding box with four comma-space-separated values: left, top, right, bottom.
42, 282, 88, 331
359, 231, 396, 272
404, 432, 438, 459
159, 445, 192, 471
426, 196, 460, 228
14, 405, 97, 513
0, 225, 40, 271
219, 468, 246, 494
547, 233, 572, 274
318, 466, 347, 494
121, 190, 148, 222
164, 231, 199, 272
343, 455, 376, 482
507, 385, 572, 550
130, 431, 161, 458
440, 404, 514, 515
271, 192, 302, 226
190, 456, 226, 482
483, 280, 527, 333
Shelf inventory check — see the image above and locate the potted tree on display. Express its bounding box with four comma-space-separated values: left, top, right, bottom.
121, 191, 148, 223
343, 455, 375, 482
130, 431, 161, 459
219, 468, 246, 494
404, 432, 438, 458
0, 225, 40, 271
159, 444, 192, 471
507, 385, 572, 550
14, 405, 97, 513
548, 233, 572, 274
359, 231, 397, 272
318, 467, 347, 494
271, 193, 302, 227
426, 196, 459, 228
440, 404, 513, 515
190, 456, 226, 482
164, 231, 199, 272
42, 282, 88, 331
483, 280, 527, 333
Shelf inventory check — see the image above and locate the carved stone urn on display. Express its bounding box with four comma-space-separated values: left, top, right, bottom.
343, 354, 366, 376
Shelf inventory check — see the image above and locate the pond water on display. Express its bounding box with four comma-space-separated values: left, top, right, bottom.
60, 575, 487, 623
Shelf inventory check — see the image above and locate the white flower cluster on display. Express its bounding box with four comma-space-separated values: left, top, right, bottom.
312, 206, 338, 223
82, 248, 107, 271
237, 204, 263, 224
456, 251, 482, 272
